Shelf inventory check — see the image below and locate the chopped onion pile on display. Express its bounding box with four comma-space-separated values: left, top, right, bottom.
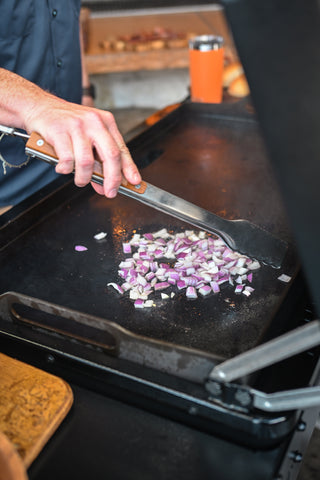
108, 228, 261, 308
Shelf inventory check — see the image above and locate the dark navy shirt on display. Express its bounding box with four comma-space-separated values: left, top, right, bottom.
0, 0, 82, 206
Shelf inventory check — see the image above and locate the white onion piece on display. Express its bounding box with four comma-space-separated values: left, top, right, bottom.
161, 293, 169, 299
248, 260, 261, 270
94, 232, 107, 240
107, 282, 124, 295
144, 300, 154, 307
278, 273, 291, 283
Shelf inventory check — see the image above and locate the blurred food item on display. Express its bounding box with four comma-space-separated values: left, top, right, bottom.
228, 73, 250, 98
223, 61, 250, 98
167, 37, 188, 49
222, 61, 243, 88
150, 39, 165, 50
99, 27, 195, 52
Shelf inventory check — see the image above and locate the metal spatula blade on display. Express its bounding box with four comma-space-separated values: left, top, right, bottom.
0, 126, 287, 267
117, 182, 288, 268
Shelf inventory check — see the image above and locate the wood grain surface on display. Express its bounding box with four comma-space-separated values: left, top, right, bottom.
0, 353, 73, 468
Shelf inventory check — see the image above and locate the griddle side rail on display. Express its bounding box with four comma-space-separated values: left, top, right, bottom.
0, 291, 219, 384
1, 291, 320, 414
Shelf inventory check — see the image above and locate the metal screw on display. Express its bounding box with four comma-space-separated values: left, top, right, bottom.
46, 354, 55, 364
37, 139, 44, 147
235, 389, 251, 407
188, 406, 198, 415
208, 381, 222, 396
297, 421, 306, 432
135, 184, 141, 190
289, 451, 303, 463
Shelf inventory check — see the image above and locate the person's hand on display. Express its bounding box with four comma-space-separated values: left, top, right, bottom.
23, 93, 141, 198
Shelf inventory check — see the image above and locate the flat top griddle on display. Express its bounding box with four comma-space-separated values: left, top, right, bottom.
0, 101, 298, 359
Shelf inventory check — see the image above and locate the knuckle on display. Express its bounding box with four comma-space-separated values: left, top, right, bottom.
103, 110, 116, 124
59, 152, 74, 164
77, 155, 93, 168
106, 145, 121, 161
85, 110, 105, 129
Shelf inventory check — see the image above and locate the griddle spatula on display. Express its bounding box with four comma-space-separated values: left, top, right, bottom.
1, 127, 288, 267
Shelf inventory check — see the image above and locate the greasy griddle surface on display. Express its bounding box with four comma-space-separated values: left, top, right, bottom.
0, 102, 297, 358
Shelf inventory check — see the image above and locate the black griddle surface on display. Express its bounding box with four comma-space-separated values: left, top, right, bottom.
0, 101, 298, 359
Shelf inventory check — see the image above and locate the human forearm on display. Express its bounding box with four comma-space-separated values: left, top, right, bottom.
0, 68, 56, 131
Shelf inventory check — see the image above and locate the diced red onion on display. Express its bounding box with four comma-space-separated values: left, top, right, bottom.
154, 281, 170, 291
145, 272, 155, 281
122, 243, 132, 254
118, 269, 128, 279
217, 275, 229, 285
186, 286, 198, 299
134, 299, 145, 308
245, 286, 254, 293
75, 245, 88, 252
107, 282, 124, 294
119, 260, 134, 269
144, 233, 154, 241
199, 285, 211, 296
109, 229, 267, 307
177, 280, 186, 290
210, 281, 220, 293
235, 284, 244, 294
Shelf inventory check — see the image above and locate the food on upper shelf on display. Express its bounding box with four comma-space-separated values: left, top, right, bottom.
228, 73, 250, 98
100, 27, 196, 52
223, 61, 250, 98
222, 61, 243, 88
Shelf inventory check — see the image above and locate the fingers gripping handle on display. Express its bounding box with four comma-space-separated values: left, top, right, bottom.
25, 131, 146, 194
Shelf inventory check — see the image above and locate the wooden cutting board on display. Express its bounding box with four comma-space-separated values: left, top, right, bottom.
0, 353, 73, 469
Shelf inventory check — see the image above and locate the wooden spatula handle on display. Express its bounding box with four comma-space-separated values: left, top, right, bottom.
27, 131, 57, 159
26, 131, 147, 194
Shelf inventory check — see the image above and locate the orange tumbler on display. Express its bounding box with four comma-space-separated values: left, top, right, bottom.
189, 35, 224, 103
